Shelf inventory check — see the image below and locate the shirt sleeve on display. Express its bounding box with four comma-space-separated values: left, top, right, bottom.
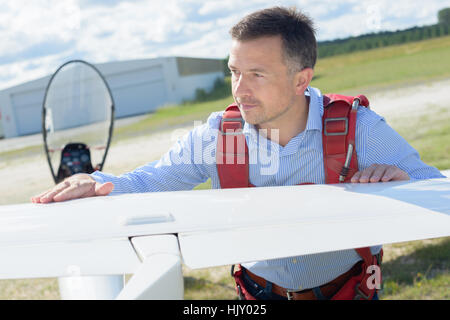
91, 112, 223, 195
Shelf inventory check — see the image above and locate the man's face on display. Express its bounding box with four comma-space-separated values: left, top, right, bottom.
228, 36, 299, 127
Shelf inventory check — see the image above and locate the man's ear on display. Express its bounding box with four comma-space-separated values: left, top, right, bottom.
294, 68, 314, 95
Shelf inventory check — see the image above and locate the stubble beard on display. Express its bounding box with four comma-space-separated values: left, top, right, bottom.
237, 96, 297, 129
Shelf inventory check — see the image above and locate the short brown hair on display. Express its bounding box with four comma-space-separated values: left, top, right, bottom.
230, 7, 317, 72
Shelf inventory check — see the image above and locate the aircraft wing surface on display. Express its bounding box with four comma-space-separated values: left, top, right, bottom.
0, 178, 449, 279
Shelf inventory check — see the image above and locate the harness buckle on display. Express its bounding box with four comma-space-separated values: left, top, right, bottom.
324, 117, 348, 136
354, 284, 371, 300
220, 117, 245, 136
286, 289, 298, 300
236, 284, 245, 300
375, 252, 382, 267
352, 98, 360, 110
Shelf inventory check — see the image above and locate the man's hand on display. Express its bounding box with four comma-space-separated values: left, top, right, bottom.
350, 164, 409, 183
31, 174, 114, 204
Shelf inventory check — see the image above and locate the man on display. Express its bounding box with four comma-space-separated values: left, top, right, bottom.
32, 7, 444, 299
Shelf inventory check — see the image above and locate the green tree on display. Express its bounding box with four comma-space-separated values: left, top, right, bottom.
222, 56, 230, 75
438, 8, 450, 25
317, 8, 450, 59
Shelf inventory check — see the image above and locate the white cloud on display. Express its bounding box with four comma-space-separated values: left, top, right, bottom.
0, 0, 80, 49
0, 0, 449, 90
197, 0, 271, 16
76, 0, 189, 62
198, 1, 235, 16
0, 52, 70, 90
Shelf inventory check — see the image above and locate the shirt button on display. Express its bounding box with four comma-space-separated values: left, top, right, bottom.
292, 258, 297, 264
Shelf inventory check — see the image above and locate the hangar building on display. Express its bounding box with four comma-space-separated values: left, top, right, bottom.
0, 57, 225, 139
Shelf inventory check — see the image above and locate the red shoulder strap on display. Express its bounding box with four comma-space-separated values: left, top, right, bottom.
216, 104, 250, 188
322, 94, 369, 183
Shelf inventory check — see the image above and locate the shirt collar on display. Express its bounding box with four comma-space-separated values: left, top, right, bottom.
304, 86, 323, 132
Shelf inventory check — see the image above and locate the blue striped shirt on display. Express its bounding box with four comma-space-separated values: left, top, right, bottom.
91, 86, 444, 290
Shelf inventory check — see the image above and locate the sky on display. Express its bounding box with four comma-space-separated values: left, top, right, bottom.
0, 0, 449, 90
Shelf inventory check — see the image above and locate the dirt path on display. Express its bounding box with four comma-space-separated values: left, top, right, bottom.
1, 78, 449, 205
368, 78, 450, 121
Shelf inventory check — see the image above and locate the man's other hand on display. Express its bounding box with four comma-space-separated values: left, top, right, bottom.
31, 174, 114, 203
351, 164, 409, 183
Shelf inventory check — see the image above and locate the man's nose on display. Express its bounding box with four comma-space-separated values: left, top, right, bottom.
233, 74, 252, 97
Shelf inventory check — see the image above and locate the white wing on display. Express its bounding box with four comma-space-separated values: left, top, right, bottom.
0, 177, 449, 282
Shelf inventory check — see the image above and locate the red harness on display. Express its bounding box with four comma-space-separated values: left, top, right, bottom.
217, 94, 382, 300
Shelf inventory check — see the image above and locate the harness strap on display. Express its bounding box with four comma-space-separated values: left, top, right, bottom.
352, 247, 383, 300
217, 104, 249, 188
322, 94, 369, 183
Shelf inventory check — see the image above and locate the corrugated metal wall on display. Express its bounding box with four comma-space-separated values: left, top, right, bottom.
106, 65, 167, 117
10, 89, 44, 135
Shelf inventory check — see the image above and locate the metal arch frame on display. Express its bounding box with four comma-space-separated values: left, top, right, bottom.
41, 59, 116, 184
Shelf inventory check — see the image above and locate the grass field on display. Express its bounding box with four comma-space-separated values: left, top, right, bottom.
312, 35, 450, 94
0, 36, 449, 300
392, 104, 450, 170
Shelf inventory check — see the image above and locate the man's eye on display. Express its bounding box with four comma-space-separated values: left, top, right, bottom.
254, 73, 263, 78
